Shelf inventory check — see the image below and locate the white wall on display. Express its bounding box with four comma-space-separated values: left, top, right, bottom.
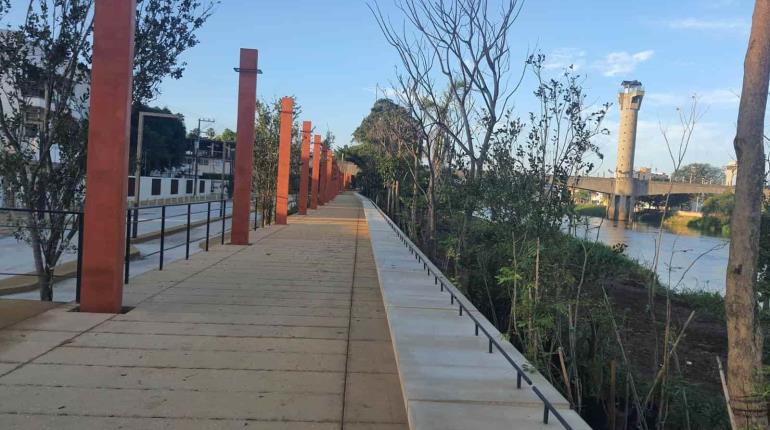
128, 176, 226, 203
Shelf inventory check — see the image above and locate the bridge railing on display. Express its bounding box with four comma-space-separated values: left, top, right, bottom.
368, 198, 579, 430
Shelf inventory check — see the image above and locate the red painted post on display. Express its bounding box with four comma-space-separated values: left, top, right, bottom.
325, 150, 333, 202
319, 145, 327, 206
310, 134, 321, 209
275, 97, 293, 225
230, 49, 259, 245
298, 121, 311, 215
79, 0, 136, 314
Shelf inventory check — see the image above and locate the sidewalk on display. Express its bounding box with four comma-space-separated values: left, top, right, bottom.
0, 193, 407, 429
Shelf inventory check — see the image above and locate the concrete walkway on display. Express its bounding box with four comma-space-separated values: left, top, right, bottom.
0, 193, 407, 429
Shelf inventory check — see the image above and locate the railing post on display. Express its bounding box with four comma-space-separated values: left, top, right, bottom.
253, 198, 258, 230
185, 203, 191, 259
221, 199, 226, 244
159, 206, 166, 270
76, 213, 84, 302
132, 207, 139, 238
205, 201, 211, 251
543, 405, 550, 425
124, 209, 131, 284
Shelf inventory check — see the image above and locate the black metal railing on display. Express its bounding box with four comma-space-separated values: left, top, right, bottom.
0, 207, 85, 302
368, 198, 577, 430
4, 195, 287, 302
123, 199, 252, 281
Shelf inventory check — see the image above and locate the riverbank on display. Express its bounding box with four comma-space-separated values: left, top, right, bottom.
434, 214, 734, 428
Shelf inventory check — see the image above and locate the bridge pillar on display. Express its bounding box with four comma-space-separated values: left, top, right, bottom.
275, 97, 293, 225
230, 49, 259, 245
310, 134, 321, 209
80, 0, 136, 313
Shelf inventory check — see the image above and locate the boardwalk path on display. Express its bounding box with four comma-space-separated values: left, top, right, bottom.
0, 193, 407, 429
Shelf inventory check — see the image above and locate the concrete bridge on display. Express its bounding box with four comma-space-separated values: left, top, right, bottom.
567, 176, 734, 197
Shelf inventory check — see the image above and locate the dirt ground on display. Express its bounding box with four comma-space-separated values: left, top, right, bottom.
608, 281, 728, 393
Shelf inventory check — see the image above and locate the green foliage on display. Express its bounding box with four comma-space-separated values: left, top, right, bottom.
129, 105, 187, 174
686, 193, 735, 235
133, 0, 217, 103
671, 162, 726, 185
217, 128, 236, 142
575, 204, 607, 218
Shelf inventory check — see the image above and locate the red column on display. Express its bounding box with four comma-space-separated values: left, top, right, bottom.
325, 150, 333, 202
230, 49, 259, 245
275, 97, 293, 225
80, 0, 136, 313
310, 134, 321, 209
298, 121, 311, 215
319, 146, 327, 206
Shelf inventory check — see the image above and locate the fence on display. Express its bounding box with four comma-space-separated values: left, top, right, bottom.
2, 194, 298, 302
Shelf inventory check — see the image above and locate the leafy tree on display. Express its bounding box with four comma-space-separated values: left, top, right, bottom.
204, 127, 216, 139
129, 105, 187, 175
0, 0, 215, 300
672, 162, 725, 184
252, 98, 301, 225
702, 192, 735, 223
218, 128, 236, 142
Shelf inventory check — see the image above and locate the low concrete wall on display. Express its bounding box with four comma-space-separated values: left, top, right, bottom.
359, 194, 589, 430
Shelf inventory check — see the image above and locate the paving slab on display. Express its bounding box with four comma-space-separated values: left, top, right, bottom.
0, 193, 406, 429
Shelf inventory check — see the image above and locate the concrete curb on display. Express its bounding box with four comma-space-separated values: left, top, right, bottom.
0, 246, 141, 296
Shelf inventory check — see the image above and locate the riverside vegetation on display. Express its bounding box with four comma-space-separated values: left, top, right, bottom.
350, 1, 770, 427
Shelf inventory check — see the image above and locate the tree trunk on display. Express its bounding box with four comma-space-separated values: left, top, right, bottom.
38, 269, 54, 302
725, 1, 770, 427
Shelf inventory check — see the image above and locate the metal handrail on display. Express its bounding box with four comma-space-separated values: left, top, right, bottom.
366, 197, 576, 430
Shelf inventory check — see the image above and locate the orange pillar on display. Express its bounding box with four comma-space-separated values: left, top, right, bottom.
80, 0, 136, 313
298, 121, 311, 215
230, 49, 259, 245
275, 97, 293, 225
310, 134, 321, 209
325, 150, 333, 202
319, 146, 327, 206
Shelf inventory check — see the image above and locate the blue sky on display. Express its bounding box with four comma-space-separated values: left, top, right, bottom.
6, 0, 756, 174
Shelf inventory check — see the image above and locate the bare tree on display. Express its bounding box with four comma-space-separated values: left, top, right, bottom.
724, 0, 770, 427
370, 0, 524, 278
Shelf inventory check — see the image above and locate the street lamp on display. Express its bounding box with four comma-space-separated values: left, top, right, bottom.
193, 117, 215, 196
132, 111, 184, 237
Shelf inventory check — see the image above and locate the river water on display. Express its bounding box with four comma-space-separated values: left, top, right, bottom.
573, 217, 729, 294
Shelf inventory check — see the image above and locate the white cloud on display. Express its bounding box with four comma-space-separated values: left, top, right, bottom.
595, 50, 654, 77
543, 48, 586, 71
664, 17, 748, 32
646, 89, 740, 108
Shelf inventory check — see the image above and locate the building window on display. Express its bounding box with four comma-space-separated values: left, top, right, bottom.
170, 179, 179, 195
128, 177, 135, 197
199, 180, 206, 194
151, 178, 161, 196
186, 179, 193, 194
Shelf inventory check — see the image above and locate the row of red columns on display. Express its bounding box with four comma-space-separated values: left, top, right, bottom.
79, 0, 345, 312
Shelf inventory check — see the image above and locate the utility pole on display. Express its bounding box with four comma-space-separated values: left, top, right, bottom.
193, 117, 215, 196
132, 111, 183, 238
